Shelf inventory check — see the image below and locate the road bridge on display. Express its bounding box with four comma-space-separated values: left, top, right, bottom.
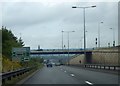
30, 49, 92, 55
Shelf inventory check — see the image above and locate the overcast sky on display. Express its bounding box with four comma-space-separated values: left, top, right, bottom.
1, 0, 119, 49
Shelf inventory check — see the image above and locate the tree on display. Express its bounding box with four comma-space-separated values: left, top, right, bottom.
2, 26, 24, 59
18, 37, 25, 46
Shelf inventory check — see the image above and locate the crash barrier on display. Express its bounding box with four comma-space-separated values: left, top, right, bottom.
84, 64, 119, 70
0, 67, 34, 84
69, 64, 120, 71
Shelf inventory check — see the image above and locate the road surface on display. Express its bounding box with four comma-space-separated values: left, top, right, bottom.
23, 66, 119, 85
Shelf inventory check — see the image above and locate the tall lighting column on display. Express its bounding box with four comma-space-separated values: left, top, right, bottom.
62, 30, 64, 50
72, 5, 96, 64
110, 28, 115, 47
62, 30, 75, 65
98, 22, 103, 48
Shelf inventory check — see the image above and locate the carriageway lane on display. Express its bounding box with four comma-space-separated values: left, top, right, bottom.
23, 66, 81, 84
59, 66, 119, 84
23, 65, 119, 85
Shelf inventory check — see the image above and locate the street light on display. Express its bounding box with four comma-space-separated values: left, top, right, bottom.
110, 28, 115, 47
98, 22, 103, 48
62, 30, 75, 65
61, 30, 64, 50
61, 30, 65, 61
72, 5, 96, 64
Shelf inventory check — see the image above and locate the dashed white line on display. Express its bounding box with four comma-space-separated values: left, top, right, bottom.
85, 81, 93, 85
70, 74, 75, 77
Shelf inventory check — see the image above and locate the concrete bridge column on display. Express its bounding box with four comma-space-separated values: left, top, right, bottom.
85, 53, 92, 64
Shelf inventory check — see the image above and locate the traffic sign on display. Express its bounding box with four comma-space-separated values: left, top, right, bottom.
12, 47, 30, 62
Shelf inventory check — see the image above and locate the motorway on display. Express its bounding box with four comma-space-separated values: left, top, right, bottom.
23, 65, 119, 85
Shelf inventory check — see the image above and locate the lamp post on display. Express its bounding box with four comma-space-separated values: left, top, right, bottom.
61, 30, 64, 60
62, 30, 75, 65
98, 22, 103, 48
110, 28, 115, 47
61, 30, 64, 50
72, 5, 96, 64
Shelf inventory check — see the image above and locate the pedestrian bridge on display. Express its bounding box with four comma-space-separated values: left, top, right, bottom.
30, 49, 92, 55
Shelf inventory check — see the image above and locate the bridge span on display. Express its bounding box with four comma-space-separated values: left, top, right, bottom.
30, 49, 92, 55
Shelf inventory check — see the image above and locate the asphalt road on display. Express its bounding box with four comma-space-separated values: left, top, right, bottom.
23, 65, 119, 85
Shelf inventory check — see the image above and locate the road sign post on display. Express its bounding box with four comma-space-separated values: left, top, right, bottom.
12, 47, 30, 62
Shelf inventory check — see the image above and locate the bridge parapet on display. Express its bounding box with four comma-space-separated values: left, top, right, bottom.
92, 48, 119, 53
30, 49, 92, 55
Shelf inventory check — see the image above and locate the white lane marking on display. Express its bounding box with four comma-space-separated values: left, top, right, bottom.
64, 71, 67, 73
85, 81, 93, 85
70, 74, 75, 77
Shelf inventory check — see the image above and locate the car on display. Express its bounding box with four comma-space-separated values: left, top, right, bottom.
46, 63, 52, 67
55, 63, 61, 66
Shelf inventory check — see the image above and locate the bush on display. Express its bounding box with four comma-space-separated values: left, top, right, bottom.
2, 55, 21, 72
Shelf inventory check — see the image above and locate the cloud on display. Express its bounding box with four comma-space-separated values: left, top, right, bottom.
2, 2, 77, 27
0, 2, 2, 27
1, 1, 118, 49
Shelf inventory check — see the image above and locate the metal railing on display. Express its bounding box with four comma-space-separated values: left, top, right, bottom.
0, 67, 34, 84
84, 64, 120, 70
69, 64, 120, 71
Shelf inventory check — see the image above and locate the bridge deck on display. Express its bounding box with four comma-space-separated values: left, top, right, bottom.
30, 50, 92, 55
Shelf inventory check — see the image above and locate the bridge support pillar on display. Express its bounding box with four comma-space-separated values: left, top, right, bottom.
85, 53, 92, 64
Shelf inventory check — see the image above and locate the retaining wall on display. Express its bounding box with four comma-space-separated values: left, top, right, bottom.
69, 47, 119, 65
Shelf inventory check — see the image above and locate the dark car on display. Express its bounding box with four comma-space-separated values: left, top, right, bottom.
46, 63, 52, 67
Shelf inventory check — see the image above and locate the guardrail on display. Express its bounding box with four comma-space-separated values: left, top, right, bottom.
69, 64, 120, 71
84, 64, 120, 71
0, 67, 33, 84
